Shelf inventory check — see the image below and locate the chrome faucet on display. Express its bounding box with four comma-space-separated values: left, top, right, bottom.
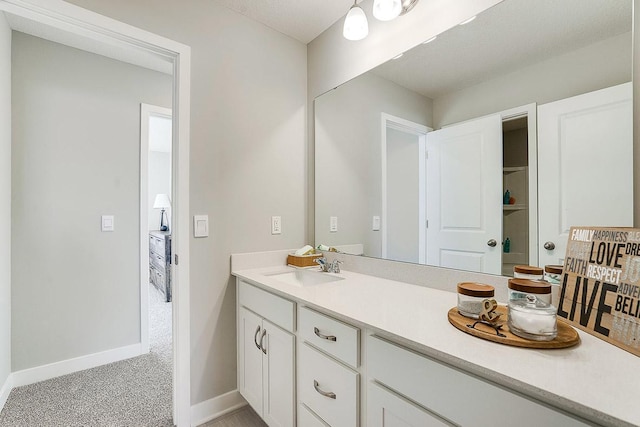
315, 257, 342, 273
329, 259, 342, 273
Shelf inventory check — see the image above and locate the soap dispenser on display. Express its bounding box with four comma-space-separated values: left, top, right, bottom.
503, 237, 511, 253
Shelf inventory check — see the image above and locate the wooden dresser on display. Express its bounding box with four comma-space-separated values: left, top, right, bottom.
149, 230, 171, 302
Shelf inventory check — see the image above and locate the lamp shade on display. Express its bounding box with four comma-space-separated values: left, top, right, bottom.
373, 0, 402, 21
343, 4, 368, 41
153, 193, 171, 209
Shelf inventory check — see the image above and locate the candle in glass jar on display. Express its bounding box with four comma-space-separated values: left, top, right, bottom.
457, 282, 495, 319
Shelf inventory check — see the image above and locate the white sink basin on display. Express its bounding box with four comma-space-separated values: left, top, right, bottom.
266, 269, 344, 287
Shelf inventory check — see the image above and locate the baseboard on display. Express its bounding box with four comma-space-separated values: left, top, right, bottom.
11, 343, 143, 388
190, 389, 247, 427
0, 373, 13, 413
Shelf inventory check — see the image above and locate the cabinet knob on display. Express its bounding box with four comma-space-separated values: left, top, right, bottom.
544, 241, 556, 250
313, 380, 336, 399
487, 239, 497, 247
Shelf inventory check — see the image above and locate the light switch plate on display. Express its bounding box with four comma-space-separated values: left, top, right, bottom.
372, 216, 381, 231
101, 215, 114, 232
193, 215, 209, 238
330, 216, 338, 232
271, 216, 282, 235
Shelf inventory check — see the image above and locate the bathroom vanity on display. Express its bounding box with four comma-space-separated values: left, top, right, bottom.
232, 250, 639, 427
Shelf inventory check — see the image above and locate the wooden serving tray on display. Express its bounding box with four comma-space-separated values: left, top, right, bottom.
447, 305, 580, 349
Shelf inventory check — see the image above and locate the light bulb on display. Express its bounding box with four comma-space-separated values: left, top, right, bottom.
343, 5, 369, 41
373, 0, 402, 21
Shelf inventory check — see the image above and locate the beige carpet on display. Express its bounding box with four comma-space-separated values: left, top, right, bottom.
0, 284, 173, 426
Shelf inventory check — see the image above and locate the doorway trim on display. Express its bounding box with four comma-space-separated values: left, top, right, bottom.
380, 113, 431, 263
0, 1, 192, 425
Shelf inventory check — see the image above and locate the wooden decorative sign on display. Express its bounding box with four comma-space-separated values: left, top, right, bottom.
559, 226, 640, 357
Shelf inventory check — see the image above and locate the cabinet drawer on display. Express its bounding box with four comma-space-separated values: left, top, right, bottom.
299, 404, 329, 427
238, 280, 295, 332
299, 306, 359, 368
151, 252, 165, 270
299, 343, 358, 427
367, 335, 588, 427
149, 235, 164, 254
367, 381, 452, 427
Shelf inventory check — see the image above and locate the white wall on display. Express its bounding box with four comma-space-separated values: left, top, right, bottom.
0, 12, 11, 395
315, 72, 431, 257
11, 32, 172, 370
434, 32, 632, 127
149, 151, 171, 231
64, 0, 308, 405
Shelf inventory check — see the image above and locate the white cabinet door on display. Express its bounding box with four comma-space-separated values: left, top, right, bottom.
367, 382, 452, 427
426, 114, 503, 274
262, 319, 295, 427
538, 83, 633, 266
238, 307, 264, 416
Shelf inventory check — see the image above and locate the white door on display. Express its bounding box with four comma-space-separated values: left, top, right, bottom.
262, 319, 295, 427
426, 114, 503, 274
538, 83, 633, 266
238, 307, 264, 416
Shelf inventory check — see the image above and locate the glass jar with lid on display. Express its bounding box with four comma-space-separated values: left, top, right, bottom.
513, 265, 544, 280
544, 265, 563, 285
507, 278, 557, 341
457, 282, 495, 319
508, 278, 552, 305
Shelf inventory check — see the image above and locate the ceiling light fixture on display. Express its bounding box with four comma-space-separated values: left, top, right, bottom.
373, 0, 402, 21
343, 0, 369, 41
343, 0, 420, 40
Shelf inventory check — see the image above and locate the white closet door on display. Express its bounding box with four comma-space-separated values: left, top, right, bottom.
538, 83, 633, 266
426, 114, 503, 275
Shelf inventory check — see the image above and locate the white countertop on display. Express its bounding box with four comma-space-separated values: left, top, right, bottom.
233, 265, 640, 427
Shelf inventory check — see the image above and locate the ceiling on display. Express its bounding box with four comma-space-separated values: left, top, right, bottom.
219, 0, 353, 44
371, 0, 632, 99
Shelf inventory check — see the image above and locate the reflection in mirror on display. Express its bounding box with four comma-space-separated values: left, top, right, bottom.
314, 0, 633, 276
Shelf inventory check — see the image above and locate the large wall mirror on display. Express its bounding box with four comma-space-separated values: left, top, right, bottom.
314, 0, 633, 276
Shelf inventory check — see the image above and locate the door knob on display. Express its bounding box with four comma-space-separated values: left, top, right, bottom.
544, 241, 555, 250
487, 239, 497, 247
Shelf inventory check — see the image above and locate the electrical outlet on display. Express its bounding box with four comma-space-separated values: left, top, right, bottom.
330, 216, 338, 232
271, 216, 282, 235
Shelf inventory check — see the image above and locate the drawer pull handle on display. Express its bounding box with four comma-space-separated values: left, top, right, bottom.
260, 329, 267, 354
313, 380, 336, 399
254, 326, 261, 350
314, 327, 337, 342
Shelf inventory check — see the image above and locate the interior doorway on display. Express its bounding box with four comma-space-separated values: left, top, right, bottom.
141, 104, 173, 353
380, 113, 431, 264
1, 1, 191, 425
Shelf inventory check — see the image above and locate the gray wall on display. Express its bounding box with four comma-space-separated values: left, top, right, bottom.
149, 151, 171, 231
11, 33, 172, 370
0, 13, 11, 391
65, 0, 308, 405
433, 32, 632, 127
315, 72, 431, 257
